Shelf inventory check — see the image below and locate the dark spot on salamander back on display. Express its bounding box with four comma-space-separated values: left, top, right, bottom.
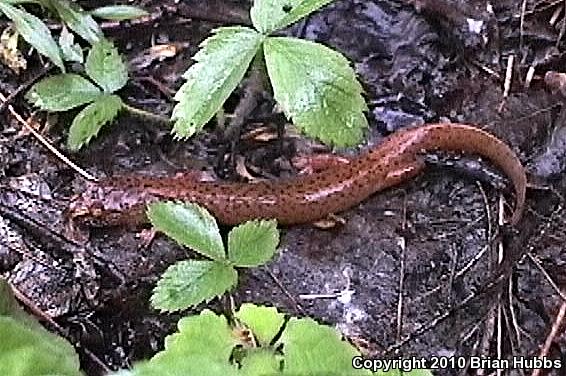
283, 4, 292, 12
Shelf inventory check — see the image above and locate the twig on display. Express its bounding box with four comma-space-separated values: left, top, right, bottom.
263, 266, 305, 315
530, 301, 566, 376
527, 252, 566, 302
8, 281, 62, 328
519, 0, 527, 49
396, 236, 406, 341
122, 103, 172, 124
0, 64, 50, 114
219, 62, 265, 171
496, 303, 503, 376
7, 281, 112, 373
0, 91, 96, 181
412, 243, 490, 304
396, 196, 408, 341
556, 0, 566, 47
507, 275, 523, 348
498, 55, 514, 112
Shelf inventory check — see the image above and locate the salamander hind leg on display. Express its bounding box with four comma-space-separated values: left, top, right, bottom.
292, 153, 351, 175
382, 159, 427, 188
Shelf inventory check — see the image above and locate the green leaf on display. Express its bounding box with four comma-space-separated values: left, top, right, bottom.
151, 260, 237, 311
251, 0, 335, 34
0, 319, 81, 376
147, 201, 225, 260
235, 303, 285, 346
132, 356, 239, 376
26, 73, 101, 111
128, 311, 239, 375
240, 349, 281, 375
91, 5, 149, 21
0, 280, 81, 376
0, 1, 64, 71
59, 26, 83, 62
278, 317, 370, 375
44, 0, 102, 44
228, 219, 279, 267
0, 279, 45, 331
85, 39, 128, 93
67, 94, 122, 151
172, 26, 263, 138
264, 37, 368, 147
161, 310, 237, 360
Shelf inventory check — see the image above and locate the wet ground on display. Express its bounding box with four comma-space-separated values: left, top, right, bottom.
1, 0, 566, 375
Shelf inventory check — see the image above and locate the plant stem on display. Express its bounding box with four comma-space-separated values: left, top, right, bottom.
122, 103, 172, 124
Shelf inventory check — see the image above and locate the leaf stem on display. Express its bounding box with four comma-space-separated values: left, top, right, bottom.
122, 103, 171, 124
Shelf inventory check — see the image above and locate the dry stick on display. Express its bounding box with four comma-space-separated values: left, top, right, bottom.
122, 103, 172, 124
395, 236, 406, 342
0, 64, 50, 114
519, 0, 527, 49
516, 0, 563, 18
531, 302, 566, 376
412, 243, 490, 304
527, 253, 566, 302
0, 92, 96, 182
556, 0, 566, 48
394, 196, 409, 342
8, 280, 110, 373
508, 275, 523, 348
8, 281, 62, 328
263, 266, 306, 316
395, 227, 407, 341
497, 303, 503, 376
499, 54, 514, 112
480, 197, 506, 376
496, 196, 505, 376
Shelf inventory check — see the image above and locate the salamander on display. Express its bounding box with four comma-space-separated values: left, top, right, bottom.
68, 123, 527, 227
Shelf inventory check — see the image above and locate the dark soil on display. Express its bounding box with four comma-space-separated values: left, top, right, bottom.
1, 0, 566, 375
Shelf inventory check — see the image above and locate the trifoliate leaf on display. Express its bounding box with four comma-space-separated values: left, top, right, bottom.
151, 260, 237, 311
86, 38, 128, 93
67, 94, 122, 151
172, 26, 263, 138
240, 349, 281, 375
228, 219, 279, 267
0, 2, 64, 71
278, 317, 370, 375
44, 0, 102, 44
264, 37, 368, 146
91, 5, 149, 21
26, 73, 101, 111
59, 26, 83, 63
235, 303, 285, 345
251, 0, 335, 34
147, 202, 225, 261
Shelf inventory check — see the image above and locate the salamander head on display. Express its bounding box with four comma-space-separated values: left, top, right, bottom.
66, 182, 150, 228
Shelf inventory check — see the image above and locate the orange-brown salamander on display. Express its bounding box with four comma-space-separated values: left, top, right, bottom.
69, 123, 527, 227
